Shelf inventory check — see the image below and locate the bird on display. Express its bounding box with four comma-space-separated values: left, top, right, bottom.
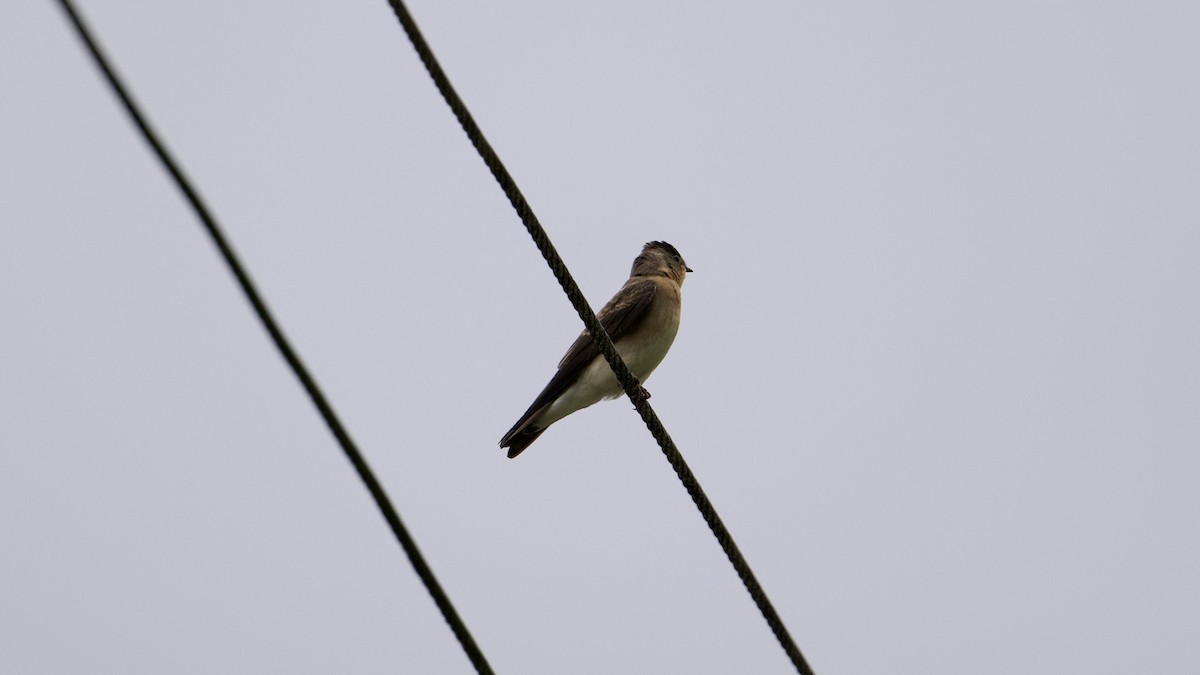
500, 241, 691, 458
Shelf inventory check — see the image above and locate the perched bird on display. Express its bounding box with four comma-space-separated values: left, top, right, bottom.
500, 241, 691, 458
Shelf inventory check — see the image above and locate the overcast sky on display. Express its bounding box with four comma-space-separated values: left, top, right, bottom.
3, 2, 1198, 673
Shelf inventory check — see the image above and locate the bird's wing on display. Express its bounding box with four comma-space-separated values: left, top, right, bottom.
557, 278, 658, 371
522, 278, 658, 412
500, 278, 658, 453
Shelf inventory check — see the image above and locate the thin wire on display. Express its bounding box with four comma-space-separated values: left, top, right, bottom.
53, 3, 495, 673
382, 2, 815, 673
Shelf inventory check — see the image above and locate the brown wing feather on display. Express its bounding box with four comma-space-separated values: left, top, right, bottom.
557, 279, 657, 368
499, 279, 658, 453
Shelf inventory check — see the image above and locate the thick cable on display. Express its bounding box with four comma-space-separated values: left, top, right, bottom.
54, 2, 494, 673
383, 2, 815, 673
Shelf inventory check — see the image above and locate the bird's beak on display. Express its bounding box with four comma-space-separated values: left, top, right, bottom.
686, 266, 694, 273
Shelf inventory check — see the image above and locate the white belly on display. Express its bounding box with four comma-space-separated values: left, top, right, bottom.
540, 316, 679, 426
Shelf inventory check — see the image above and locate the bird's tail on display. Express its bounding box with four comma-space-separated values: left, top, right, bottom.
496, 393, 552, 456
500, 424, 548, 459
500, 405, 550, 458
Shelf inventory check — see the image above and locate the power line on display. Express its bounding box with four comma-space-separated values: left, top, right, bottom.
53, 2, 495, 673
382, 2, 816, 673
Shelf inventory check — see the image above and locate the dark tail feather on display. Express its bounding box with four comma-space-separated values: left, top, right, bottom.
501, 425, 547, 458
500, 403, 550, 458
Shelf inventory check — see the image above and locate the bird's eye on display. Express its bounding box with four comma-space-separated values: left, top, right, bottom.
673, 255, 681, 262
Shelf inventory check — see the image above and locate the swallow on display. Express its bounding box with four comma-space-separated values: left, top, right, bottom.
500, 241, 691, 458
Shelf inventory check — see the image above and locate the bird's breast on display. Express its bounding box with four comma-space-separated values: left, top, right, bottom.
616, 284, 681, 379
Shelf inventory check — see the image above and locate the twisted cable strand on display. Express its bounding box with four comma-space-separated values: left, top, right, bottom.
384, 2, 814, 672
55, 2, 494, 672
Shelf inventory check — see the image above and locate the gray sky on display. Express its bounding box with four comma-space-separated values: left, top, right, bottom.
3, 2, 1198, 673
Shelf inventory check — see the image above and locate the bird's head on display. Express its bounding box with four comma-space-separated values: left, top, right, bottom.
631, 241, 691, 284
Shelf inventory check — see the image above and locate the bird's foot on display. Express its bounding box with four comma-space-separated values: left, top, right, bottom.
630, 381, 652, 404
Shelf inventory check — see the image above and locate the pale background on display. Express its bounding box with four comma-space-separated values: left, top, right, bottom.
2, 2, 1198, 673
